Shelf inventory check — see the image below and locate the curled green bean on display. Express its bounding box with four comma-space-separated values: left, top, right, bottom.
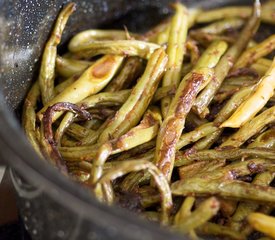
97, 160, 172, 225
69, 39, 160, 59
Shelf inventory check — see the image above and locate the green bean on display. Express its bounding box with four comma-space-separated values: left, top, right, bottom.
234, 35, 275, 69
59, 144, 99, 161
243, 204, 273, 237
139, 18, 170, 43
230, 172, 275, 231
141, 211, 160, 222
174, 196, 195, 225
175, 147, 275, 167
38, 3, 76, 105
197, 0, 273, 24
55, 90, 130, 144
54, 74, 80, 96
256, 238, 273, 240
155, 41, 227, 181
82, 118, 102, 130
174, 196, 197, 238
113, 140, 155, 162
190, 32, 235, 46
198, 222, 246, 240
226, 126, 275, 231
181, 63, 193, 78
56, 55, 93, 78
55, 112, 76, 145
22, 81, 42, 156
175, 197, 220, 234
161, 2, 188, 116
251, 58, 272, 76
182, 158, 272, 180
221, 58, 275, 128
187, 8, 202, 28
218, 198, 237, 218
98, 48, 167, 143
248, 213, 275, 239
80, 90, 130, 108
249, 129, 275, 149
172, 162, 275, 203
186, 40, 200, 66
155, 8, 200, 46
193, 1, 261, 116
225, 75, 259, 86
57, 110, 114, 146
196, 7, 251, 23
60, 134, 79, 147
221, 105, 275, 147
261, 0, 275, 25
65, 123, 94, 141
40, 103, 91, 174
214, 78, 258, 103
139, 186, 160, 208
214, 85, 240, 103
38, 55, 124, 122
97, 160, 172, 225
177, 122, 218, 149
178, 159, 226, 181
156, 24, 170, 45
186, 111, 209, 129
69, 39, 160, 59
120, 171, 151, 192
214, 86, 254, 126
105, 57, 143, 92
153, 86, 176, 103
196, 18, 244, 35
192, 40, 228, 70
77, 120, 109, 146
69, 170, 90, 182
68, 159, 121, 172
68, 29, 139, 51
90, 107, 161, 184
191, 130, 222, 151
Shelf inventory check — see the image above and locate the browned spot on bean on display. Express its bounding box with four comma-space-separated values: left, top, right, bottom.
247, 161, 265, 174
92, 56, 116, 78
175, 72, 204, 117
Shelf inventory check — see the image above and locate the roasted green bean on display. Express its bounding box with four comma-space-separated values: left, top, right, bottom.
161, 2, 188, 116
248, 213, 275, 239
38, 55, 124, 121
38, 3, 76, 105
56, 56, 93, 78
174, 197, 220, 234
221, 58, 275, 128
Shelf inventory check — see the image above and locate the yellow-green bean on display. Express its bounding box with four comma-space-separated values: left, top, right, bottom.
161, 2, 188, 117
38, 3, 76, 105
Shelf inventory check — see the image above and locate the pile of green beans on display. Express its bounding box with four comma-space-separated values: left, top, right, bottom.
22, 1, 275, 239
